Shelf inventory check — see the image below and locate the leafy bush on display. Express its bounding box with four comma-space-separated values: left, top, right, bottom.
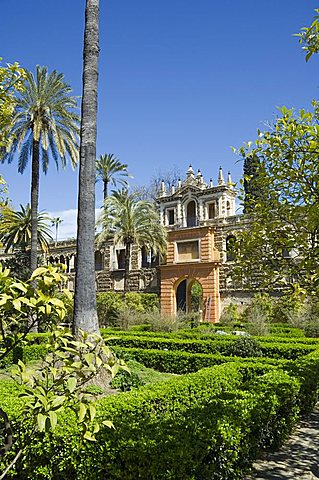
103, 332, 317, 359
110, 360, 145, 391
219, 303, 242, 325
96, 292, 159, 328
226, 337, 263, 358
96, 292, 124, 326
0, 361, 305, 480
112, 346, 289, 374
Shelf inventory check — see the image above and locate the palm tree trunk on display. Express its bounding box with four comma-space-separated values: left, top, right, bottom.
103, 179, 108, 201
30, 138, 40, 272
74, 0, 100, 336
124, 242, 131, 292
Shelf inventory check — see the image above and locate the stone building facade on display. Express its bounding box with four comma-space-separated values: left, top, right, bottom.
0, 165, 255, 322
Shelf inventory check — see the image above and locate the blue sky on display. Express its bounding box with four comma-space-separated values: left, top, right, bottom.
1, 0, 319, 239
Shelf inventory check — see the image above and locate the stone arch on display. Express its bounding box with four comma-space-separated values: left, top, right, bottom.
174, 276, 203, 316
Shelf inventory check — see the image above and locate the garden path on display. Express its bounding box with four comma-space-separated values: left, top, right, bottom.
246, 404, 319, 479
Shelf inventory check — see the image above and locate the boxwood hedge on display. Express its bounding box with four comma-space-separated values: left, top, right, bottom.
0, 361, 302, 480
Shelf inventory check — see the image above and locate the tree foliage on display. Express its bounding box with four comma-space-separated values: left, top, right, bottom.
0, 59, 25, 149
0, 204, 53, 253
96, 153, 132, 200
232, 104, 319, 295
297, 8, 319, 61
97, 190, 167, 291
2, 65, 79, 273
14, 328, 128, 441
243, 154, 267, 213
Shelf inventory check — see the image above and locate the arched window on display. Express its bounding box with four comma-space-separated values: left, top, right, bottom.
186, 200, 197, 227
226, 201, 231, 216
226, 235, 236, 262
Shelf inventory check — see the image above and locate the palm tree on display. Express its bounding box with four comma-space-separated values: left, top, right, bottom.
0, 204, 53, 253
2, 66, 80, 273
51, 217, 63, 245
97, 190, 167, 292
73, 0, 100, 336
96, 153, 132, 200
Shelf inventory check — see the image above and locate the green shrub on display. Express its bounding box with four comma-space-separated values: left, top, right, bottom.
113, 346, 289, 374
225, 337, 263, 358
219, 303, 242, 324
0, 361, 304, 480
96, 292, 124, 326
96, 293, 160, 328
103, 332, 317, 360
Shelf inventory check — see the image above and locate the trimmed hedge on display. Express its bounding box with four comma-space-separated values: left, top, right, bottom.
102, 328, 319, 344
0, 361, 302, 479
104, 334, 317, 359
113, 346, 291, 374
0, 344, 49, 368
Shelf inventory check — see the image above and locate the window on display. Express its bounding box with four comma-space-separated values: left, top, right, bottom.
177, 240, 199, 262
208, 202, 216, 219
186, 200, 197, 227
141, 247, 159, 267
167, 208, 175, 225
95, 251, 104, 271
141, 246, 149, 267
116, 249, 125, 269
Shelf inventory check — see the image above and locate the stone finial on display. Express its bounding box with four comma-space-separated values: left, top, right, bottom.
171, 184, 175, 195
209, 178, 213, 188
177, 178, 181, 189
160, 179, 166, 196
227, 171, 233, 188
218, 166, 224, 185
196, 169, 203, 184
186, 164, 195, 178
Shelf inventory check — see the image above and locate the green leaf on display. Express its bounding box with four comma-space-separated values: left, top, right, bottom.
79, 403, 87, 423
83, 431, 96, 442
12, 298, 21, 311
49, 411, 58, 430
51, 396, 66, 409
67, 377, 77, 393
102, 420, 115, 429
89, 404, 96, 421
37, 413, 47, 432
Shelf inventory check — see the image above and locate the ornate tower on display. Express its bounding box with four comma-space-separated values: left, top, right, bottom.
158, 165, 236, 322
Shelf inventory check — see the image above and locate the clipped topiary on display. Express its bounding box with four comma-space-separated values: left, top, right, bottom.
226, 336, 263, 358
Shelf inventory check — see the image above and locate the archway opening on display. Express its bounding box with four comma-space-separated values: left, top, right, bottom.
175, 278, 203, 317
189, 280, 203, 313
176, 279, 187, 312
186, 200, 196, 227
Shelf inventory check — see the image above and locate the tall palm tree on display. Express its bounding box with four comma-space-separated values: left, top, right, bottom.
73, 0, 100, 335
51, 216, 63, 245
0, 204, 53, 253
97, 190, 167, 292
96, 153, 132, 200
2, 66, 80, 272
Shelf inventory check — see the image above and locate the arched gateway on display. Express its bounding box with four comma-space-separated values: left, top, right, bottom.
157, 164, 236, 322
159, 226, 220, 322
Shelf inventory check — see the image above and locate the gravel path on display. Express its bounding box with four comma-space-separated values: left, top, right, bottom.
246, 405, 319, 479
